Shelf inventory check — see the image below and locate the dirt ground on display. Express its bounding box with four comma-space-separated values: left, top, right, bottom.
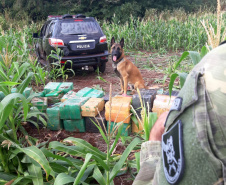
27, 52, 175, 184
68, 52, 167, 93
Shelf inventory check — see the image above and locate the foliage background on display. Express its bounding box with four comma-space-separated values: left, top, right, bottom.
0, 0, 217, 22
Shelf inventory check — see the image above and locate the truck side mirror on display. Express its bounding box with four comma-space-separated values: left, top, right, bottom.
33, 33, 39, 38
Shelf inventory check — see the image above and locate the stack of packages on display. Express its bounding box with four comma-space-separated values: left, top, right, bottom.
31, 82, 73, 114
78, 87, 105, 133
41, 82, 74, 130
27, 81, 179, 136
81, 98, 105, 133
46, 86, 105, 132
105, 96, 132, 136
59, 96, 89, 132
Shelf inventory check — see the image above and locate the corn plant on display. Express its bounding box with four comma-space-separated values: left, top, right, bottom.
48, 48, 75, 81
101, 9, 226, 51
201, 0, 226, 50
28, 55, 48, 86
0, 74, 52, 184
168, 45, 209, 96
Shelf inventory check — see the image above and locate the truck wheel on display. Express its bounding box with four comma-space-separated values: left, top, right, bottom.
98, 62, 106, 73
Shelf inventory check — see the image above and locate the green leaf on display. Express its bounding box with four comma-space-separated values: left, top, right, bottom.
28, 163, 43, 185
0, 81, 20, 86
93, 166, 106, 185
135, 152, 140, 172
17, 72, 33, 94
49, 141, 109, 171
80, 164, 95, 182
0, 172, 16, 181
168, 73, 179, 97
110, 137, 141, 181
200, 45, 209, 59
54, 173, 74, 185
109, 122, 123, 155
73, 153, 93, 185
12, 62, 30, 82
0, 93, 28, 129
11, 176, 34, 185
174, 51, 189, 69
178, 72, 188, 88
19, 146, 53, 180
50, 162, 68, 173
90, 119, 108, 144
0, 65, 9, 81
148, 112, 158, 137
64, 137, 107, 160
188, 51, 201, 65
41, 148, 74, 166
131, 114, 139, 129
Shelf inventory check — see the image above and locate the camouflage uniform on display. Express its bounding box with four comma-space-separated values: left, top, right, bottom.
133, 43, 226, 185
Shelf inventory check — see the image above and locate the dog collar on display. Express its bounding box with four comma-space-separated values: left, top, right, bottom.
115, 57, 124, 65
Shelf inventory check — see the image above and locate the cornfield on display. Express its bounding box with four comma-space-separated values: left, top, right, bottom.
102, 10, 226, 51
0, 8, 225, 59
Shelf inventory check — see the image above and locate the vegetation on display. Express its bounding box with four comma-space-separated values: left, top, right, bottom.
0, 0, 216, 22
0, 0, 225, 183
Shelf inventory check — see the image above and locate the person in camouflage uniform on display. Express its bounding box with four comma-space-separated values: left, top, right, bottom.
133, 43, 226, 185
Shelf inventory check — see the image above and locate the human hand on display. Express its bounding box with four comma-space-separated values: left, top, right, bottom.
149, 111, 169, 141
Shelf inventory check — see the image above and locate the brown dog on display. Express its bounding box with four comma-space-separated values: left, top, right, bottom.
111, 37, 147, 96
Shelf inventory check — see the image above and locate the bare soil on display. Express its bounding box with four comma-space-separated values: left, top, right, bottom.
27, 51, 178, 184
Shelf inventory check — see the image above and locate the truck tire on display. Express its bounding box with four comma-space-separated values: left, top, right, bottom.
99, 62, 106, 73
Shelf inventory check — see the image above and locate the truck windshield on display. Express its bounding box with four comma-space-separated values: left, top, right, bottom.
60, 21, 99, 35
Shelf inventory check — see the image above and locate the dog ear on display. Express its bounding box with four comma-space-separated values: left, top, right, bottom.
120, 38, 124, 48
111, 37, 115, 47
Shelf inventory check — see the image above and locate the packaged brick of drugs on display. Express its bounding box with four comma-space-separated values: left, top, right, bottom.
81, 98, 105, 117
46, 103, 63, 130
63, 119, 85, 132
76, 87, 104, 98
105, 96, 132, 123
152, 95, 176, 117
61, 90, 77, 102
59, 97, 89, 120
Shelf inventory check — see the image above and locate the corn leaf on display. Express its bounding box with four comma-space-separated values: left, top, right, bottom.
109, 122, 123, 155
54, 173, 75, 185
64, 137, 107, 160
135, 152, 140, 172
200, 45, 209, 59
169, 73, 179, 97
178, 72, 188, 88
20, 146, 53, 180
73, 153, 93, 185
12, 62, 30, 82
17, 72, 33, 94
188, 51, 201, 65
41, 148, 74, 167
49, 141, 109, 171
93, 166, 106, 185
174, 51, 189, 69
0, 93, 28, 129
27, 163, 43, 185
110, 137, 141, 181
90, 119, 108, 144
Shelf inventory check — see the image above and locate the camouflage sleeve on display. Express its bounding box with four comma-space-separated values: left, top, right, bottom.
133, 140, 161, 185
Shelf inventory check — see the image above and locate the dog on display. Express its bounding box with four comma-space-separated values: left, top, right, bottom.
110, 37, 147, 96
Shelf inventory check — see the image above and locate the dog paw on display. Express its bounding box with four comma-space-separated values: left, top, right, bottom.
122, 93, 130, 97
